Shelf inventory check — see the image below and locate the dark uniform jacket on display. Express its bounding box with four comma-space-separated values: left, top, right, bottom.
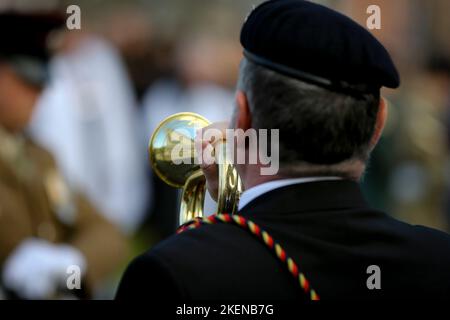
116, 180, 450, 300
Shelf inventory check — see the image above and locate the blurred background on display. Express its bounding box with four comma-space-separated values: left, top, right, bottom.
0, 0, 449, 299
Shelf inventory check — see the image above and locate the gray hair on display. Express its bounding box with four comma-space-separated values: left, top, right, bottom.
236, 57, 380, 171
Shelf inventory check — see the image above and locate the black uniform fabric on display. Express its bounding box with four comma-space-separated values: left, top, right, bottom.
116, 180, 450, 300
241, 0, 400, 94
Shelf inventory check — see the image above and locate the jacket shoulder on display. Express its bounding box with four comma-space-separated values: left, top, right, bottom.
116, 224, 245, 298
385, 215, 450, 271
151, 222, 258, 260
116, 249, 183, 300
118, 223, 289, 300
412, 225, 450, 254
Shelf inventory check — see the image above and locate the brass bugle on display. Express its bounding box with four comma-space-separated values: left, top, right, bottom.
148, 112, 242, 226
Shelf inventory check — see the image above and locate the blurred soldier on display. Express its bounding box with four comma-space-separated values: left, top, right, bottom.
30, 32, 150, 234
0, 12, 128, 299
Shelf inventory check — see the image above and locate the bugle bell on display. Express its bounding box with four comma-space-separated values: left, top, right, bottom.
148, 112, 243, 226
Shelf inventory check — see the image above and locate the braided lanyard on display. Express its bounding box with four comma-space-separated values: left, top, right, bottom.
177, 213, 320, 300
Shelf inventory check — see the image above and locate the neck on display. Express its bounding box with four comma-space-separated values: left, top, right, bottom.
239, 160, 365, 190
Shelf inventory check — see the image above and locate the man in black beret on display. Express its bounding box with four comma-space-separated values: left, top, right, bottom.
117, 0, 450, 300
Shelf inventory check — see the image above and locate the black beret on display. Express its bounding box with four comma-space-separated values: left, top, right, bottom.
0, 11, 65, 63
240, 0, 400, 94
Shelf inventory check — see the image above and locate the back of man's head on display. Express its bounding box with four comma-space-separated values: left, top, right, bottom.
237, 58, 380, 168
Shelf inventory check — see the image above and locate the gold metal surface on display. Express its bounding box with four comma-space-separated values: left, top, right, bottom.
148, 112, 242, 225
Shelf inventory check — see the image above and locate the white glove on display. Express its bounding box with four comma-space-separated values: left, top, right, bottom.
2, 239, 86, 299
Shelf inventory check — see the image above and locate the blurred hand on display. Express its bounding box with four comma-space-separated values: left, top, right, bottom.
195, 121, 229, 202
2, 238, 86, 299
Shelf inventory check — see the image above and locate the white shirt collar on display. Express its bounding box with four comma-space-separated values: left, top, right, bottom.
238, 176, 343, 211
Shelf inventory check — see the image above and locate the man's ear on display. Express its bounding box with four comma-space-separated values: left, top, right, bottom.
234, 90, 252, 131
369, 97, 388, 150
